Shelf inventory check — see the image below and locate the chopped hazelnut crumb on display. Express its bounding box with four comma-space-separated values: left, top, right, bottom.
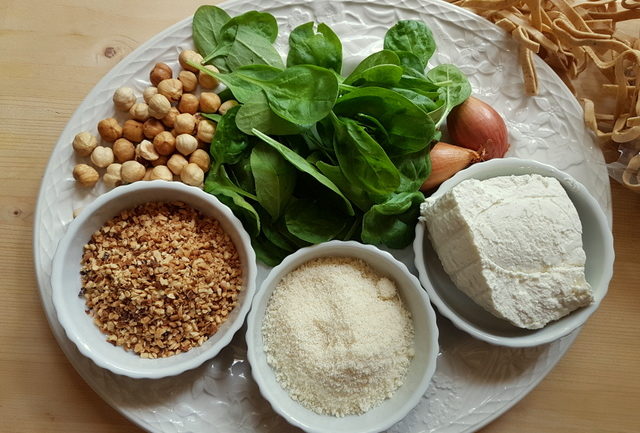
80, 201, 243, 357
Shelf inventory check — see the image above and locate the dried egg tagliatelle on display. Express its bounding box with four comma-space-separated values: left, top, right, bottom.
449, 0, 640, 191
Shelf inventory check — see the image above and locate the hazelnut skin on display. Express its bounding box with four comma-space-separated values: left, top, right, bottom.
72, 132, 97, 156
178, 70, 198, 92
178, 50, 203, 72
113, 138, 135, 163
143, 118, 165, 139
122, 119, 144, 143
157, 78, 183, 102
97, 118, 122, 142
153, 131, 176, 156
121, 160, 146, 183
199, 92, 221, 114
178, 93, 199, 114
150, 63, 172, 87
73, 164, 99, 187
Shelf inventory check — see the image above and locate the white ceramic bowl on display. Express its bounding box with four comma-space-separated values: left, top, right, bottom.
50, 181, 257, 378
413, 158, 614, 347
246, 240, 439, 433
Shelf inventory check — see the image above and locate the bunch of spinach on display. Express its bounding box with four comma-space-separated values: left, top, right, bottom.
192, 6, 471, 265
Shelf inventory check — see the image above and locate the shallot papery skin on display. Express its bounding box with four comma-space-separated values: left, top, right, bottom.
447, 96, 509, 160
421, 142, 480, 191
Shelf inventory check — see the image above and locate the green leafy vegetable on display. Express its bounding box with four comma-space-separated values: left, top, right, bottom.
287, 22, 343, 73
250, 142, 296, 220
252, 128, 355, 216
192, 6, 231, 59
384, 20, 436, 71
285, 199, 347, 244
190, 11, 471, 264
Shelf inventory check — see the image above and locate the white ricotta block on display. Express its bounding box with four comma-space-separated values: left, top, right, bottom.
420, 174, 593, 329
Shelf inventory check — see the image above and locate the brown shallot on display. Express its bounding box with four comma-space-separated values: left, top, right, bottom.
447, 96, 509, 160
421, 142, 481, 191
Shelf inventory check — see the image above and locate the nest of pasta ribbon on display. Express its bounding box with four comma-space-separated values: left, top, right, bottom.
448, 0, 640, 191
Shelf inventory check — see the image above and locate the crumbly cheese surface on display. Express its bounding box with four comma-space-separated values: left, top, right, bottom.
262, 257, 414, 417
420, 174, 593, 329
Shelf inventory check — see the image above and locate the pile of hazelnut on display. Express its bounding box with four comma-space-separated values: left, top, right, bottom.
71, 50, 238, 189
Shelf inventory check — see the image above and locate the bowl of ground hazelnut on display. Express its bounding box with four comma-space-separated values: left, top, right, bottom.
50, 181, 257, 378
246, 240, 439, 433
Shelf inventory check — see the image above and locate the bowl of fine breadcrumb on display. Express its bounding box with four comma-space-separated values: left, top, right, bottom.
50, 181, 256, 378
246, 240, 439, 433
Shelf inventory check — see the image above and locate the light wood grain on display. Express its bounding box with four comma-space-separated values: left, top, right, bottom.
1, 1, 638, 432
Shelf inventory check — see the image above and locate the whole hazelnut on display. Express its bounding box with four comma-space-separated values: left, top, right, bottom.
175, 134, 198, 156
143, 167, 153, 181
167, 153, 188, 175
136, 139, 160, 161
178, 50, 204, 72
153, 131, 176, 155
121, 160, 146, 183
113, 87, 136, 112
180, 163, 204, 186
197, 119, 216, 143
189, 149, 211, 171
162, 107, 179, 128
103, 163, 122, 188
198, 65, 220, 89
122, 119, 144, 143
151, 155, 169, 167
178, 70, 198, 92
72, 164, 99, 187
218, 99, 239, 115
178, 93, 199, 114
72, 131, 97, 156
199, 92, 221, 114
150, 62, 172, 86
143, 86, 158, 103
148, 94, 171, 119
97, 117, 122, 142
113, 138, 135, 162
150, 165, 173, 181
129, 102, 150, 122
157, 78, 183, 102
174, 113, 196, 135
90, 146, 114, 168
143, 118, 165, 139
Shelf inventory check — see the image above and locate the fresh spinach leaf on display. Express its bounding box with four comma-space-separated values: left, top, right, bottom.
210, 105, 251, 166
228, 153, 256, 194
204, 170, 260, 237
192, 6, 231, 58
208, 25, 284, 72
285, 199, 347, 244
200, 113, 222, 123
222, 11, 279, 43
287, 22, 342, 74
316, 161, 372, 211
251, 233, 290, 266
426, 64, 471, 124
333, 86, 435, 156
343, 50, 401, 85
393, 146, 431, 192
235, 90, 307, 136
208, 65, 338, 126
361, 191, 424, 248
252, 128, 354, 216
330, 114, 400, 197
384, 20, 436, 70
250, 142, 296, 220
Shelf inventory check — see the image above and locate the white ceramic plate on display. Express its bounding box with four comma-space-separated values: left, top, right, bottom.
34, 0, 612, 431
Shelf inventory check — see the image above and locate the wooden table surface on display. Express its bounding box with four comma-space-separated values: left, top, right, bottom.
1, 1, 638, 432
